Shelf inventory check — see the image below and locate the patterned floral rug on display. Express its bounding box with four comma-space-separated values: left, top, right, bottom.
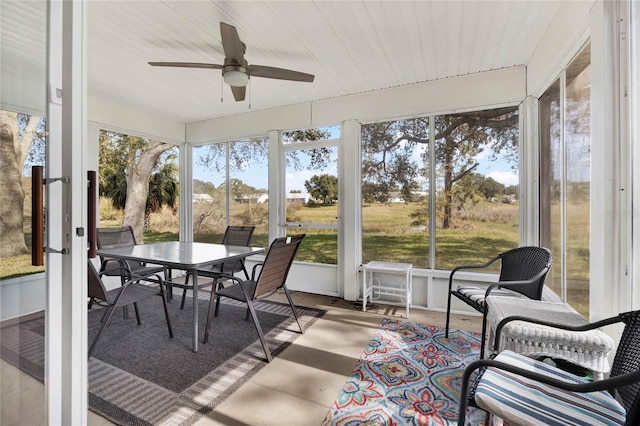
323, 318, 485, 425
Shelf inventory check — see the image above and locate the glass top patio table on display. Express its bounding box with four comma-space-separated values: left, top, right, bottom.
96, 241, 265, 352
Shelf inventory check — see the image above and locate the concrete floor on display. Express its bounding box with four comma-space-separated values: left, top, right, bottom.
1, 292, 480, 426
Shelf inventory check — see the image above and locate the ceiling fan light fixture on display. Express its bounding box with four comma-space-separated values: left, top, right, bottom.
149, 23, 313, 102
223, 69, 249, 87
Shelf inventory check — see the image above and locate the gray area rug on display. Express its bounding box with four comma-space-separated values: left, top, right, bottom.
0, 294, 324, 425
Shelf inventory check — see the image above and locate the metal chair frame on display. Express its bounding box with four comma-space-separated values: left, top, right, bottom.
175, 225, 255, 309
444, 246, 552, 358
87, 260, 174, 357
96, 225, 167, 284
205, 234, 305, 362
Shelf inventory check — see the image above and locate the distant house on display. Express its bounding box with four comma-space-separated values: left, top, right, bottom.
234, 193, 266, 204
388, 192, 404, 203
193, 193, 214, 203
255, 193, 311, 204
287, 192, 311, 204
388, 191, 428, 203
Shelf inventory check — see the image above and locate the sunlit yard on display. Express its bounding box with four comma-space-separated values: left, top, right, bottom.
2, 199, 589, 287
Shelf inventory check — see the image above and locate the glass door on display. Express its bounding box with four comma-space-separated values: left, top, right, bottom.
0, 0, 48, 423
539, 43, 591, 317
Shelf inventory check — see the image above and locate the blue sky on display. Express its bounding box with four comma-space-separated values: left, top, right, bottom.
474, 148, 519, 186
192, 141, 518, 193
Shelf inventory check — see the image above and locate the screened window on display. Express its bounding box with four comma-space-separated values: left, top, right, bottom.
361, 106, 520, 269
193, 137, 269, 247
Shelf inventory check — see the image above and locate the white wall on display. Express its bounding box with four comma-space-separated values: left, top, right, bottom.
0, 1, 47, 116
527, 0, 595, 96
0, 274, 45, 321
88, 96, 185, 144
187, 67, 526, 143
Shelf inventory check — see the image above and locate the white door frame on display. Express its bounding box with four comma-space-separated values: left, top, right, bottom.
46, 1, 88, 423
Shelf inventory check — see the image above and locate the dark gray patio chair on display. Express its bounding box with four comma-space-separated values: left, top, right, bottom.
204, 234, 305, 362
87, 259, 173, 357
96, 226, 167, 285
94, 226, 168, 316
444, 246, 552, 358
458, 310, 640, 426
176, 225, 255, 309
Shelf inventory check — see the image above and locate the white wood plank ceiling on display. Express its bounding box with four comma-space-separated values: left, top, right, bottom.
4, 1, 564, 124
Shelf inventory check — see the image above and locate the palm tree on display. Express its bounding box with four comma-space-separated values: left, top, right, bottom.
145, 162, 178, 231
102, 160, 178, 233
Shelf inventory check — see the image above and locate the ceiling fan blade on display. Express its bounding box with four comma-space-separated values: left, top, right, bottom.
148, 62, 223, 69
248, 65, 314, 82
220, 22, 245, 62
230, 85, 246, 101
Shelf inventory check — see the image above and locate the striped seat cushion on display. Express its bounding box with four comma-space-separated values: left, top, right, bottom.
475, 350, 626, 426
455, 287, 529, 308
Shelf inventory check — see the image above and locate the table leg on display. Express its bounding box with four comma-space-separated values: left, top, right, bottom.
405, 270, 410, 319
192, 269, 198, 353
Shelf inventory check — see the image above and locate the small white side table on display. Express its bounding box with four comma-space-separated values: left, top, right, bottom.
362, 261, 413, 318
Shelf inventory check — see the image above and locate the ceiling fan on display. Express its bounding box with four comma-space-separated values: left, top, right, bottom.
149, 22, 314, 102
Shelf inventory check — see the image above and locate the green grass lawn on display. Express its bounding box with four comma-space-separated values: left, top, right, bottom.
0, 254, 45, 279
1, 200, 588, 281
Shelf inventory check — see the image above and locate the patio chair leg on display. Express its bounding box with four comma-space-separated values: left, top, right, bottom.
246, 299, 272, 362
159, 279, 174, 338
180, 273, 190, 310
241, 263, 250, 280
283, 286, 304, 334
214, 281, 224, 317
180, 289, 188, 309
445, 292, 452, 338
121, 275, 130, 319
99, 306, 110, 323
480, 311, 489, 359
165, 277, 173, 301
89, 304, 118, 358
133, 302, 142, 325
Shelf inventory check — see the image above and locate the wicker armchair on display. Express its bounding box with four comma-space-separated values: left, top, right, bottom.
458, 310, 640, 426
444, 246, 552, 358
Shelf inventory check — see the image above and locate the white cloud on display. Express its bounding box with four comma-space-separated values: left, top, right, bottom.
286, 169, 315, 192
488, 170, 518, 186
474, 150, 489, 161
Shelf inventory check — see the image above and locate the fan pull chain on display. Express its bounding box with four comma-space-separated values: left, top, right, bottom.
220, 77, 224, 103
248, 81, 251, 110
